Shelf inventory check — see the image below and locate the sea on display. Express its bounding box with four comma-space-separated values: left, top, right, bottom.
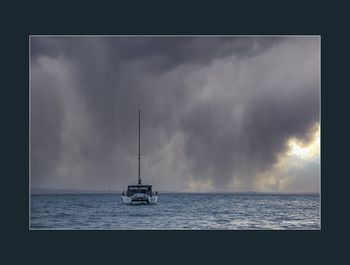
30, 193, 320, 230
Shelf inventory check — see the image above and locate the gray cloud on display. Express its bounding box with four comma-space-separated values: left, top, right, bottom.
30, 36, 320, 192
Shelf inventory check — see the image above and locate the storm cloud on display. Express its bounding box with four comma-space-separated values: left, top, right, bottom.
30, 36, 320, 192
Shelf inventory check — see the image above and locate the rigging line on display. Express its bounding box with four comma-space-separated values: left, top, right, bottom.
140, 113, 150, 183
140, 112, 156, 189
146, 152, 156, 190
144, 152, 151, 184
122, 125, 138, 190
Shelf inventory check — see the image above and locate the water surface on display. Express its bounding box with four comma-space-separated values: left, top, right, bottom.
30, 193, 320, 230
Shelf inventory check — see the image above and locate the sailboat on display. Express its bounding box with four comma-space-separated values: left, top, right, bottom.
121, 110, 158, 204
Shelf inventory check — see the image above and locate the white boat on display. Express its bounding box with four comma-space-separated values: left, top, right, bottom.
121, 110, 158, 204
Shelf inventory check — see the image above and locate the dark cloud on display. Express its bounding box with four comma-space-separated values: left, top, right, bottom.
30, 36, 320, 192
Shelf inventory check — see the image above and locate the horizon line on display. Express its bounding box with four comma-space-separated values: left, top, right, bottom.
30, 187, 320, 195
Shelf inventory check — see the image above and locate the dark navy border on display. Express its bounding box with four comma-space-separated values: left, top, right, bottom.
2, 1, 345, 263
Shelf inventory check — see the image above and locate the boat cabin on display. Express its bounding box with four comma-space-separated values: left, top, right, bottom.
126, 185, 153, 197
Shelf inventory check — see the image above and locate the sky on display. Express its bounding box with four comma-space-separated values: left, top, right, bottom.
30, 36, 320, 193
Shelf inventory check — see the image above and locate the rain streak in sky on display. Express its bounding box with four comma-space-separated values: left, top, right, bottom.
30, 36, 320, 193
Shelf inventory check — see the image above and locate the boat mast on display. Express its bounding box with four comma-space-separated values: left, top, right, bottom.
138, 109, 141, 185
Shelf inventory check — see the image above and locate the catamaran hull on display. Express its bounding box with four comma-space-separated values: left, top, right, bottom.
122, 195, 158, 204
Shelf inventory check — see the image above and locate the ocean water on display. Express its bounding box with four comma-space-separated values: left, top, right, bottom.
30, 193, 320, 230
